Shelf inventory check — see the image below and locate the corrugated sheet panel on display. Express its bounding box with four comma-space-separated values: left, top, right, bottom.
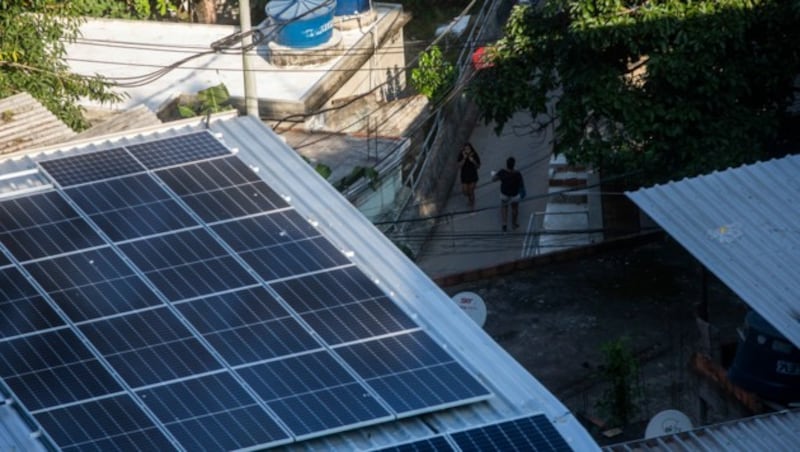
0, 93, 76, 155
605, 409, 800, 451
0, 113, 599, 451
73, 105, 162, 140
0, 406, 46, 452
627, 155, 800, 349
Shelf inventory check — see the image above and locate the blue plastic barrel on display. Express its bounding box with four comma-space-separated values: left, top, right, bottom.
728, 311, 800, 402
266, 0, 335, 48
335, 0, 370, 16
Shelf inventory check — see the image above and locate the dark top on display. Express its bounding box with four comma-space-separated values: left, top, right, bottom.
494, 169, 523, 196
458, 150, 481, 183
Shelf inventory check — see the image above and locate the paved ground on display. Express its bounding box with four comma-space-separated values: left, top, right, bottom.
415, 110, 554, 277
411, 115, 746, 446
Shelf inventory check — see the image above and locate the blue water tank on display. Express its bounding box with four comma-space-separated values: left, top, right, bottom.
728, 311, 800, 403
335, 0, 370, 16
266, 0, 335, 48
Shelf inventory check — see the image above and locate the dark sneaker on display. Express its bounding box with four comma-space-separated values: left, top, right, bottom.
502, 225, 507, 232
513, 223, 520, 230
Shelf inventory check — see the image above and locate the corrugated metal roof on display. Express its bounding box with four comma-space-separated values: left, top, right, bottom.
73, 104, 162, 140
605, 408, 800, 451
0, 113, 599, 451
627, 155, 800, 349
0, 93, 76, 155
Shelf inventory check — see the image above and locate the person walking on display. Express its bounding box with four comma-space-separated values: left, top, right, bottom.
492, 157, 525, 232
457, 143, 481, 210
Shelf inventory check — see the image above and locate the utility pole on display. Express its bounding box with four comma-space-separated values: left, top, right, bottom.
240, 0, 259, 117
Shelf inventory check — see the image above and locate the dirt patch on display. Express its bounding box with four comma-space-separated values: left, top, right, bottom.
442, 236, 747, 445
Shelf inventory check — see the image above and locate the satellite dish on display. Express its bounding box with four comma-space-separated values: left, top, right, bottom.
451, 291, 487, 327
644, 409, 693, 439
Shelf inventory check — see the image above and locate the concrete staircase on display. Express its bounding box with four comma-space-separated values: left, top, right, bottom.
522, 154, 602, 256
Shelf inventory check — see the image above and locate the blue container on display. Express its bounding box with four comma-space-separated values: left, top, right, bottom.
266, 0, 335, 48
728, 311, 800, 402
335, 0, 370, 16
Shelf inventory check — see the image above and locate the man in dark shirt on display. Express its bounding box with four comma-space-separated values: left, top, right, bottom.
492, 157, 524, 232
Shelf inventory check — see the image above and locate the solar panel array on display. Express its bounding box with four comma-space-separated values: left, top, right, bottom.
0, 131, 491, 451
372, 414, 573, 452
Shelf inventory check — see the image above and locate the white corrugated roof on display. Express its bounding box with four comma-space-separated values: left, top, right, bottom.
627, 155, 800, 349
605, 408, 800, 451
0, 113, 599, 450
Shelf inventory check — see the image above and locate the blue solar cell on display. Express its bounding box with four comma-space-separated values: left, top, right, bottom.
0, 267, 63, 339
34, 394, 174, 451
176, 288, 319, 365
119, 228, 257, 301
79, 307, 222, 388
211, 210, 318, 250
0, 191, 74, 230
300, 296, 416, 345
374, 436, 455, 452
0, 249, 10, 267
156, 156, 262, 195
156, 157, 288, 221
0, 191, 104, 261
334, 331, 491, 414
238, 350, 391, 437
66, 174, 196, 241
126, 131, 231, 169
450, 415, 572, 452
237, 236, 350, 282
137, 372, 290, 450
24, 247, 163, 322
270, 266, 385, 312
0, 329, 122, 411
39, 147, 145, 187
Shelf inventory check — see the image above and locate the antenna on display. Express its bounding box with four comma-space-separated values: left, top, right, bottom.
644, 409, 694, 439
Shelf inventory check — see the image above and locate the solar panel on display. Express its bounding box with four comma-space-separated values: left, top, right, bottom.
34, 393, 175, 451
175, 287, 319, 365
39, 147, 145, 187
237, 350, 393, 437
156, 157, 288, 222
333, 331, 491, 415
0, 267, 63, 339
0, 131, 492, 450
373, 436, 456, 452
23, 247, 163, 322
118, 228, 258, 301
65, 173, 197, 241
450, 415, 572, 452
0, 191, 104, 261
126, 131, 231, 169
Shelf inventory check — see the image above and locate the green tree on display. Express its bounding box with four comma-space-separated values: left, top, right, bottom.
470, 1, 800, 185
411, 45, 456, 105
0, 1, 122, 130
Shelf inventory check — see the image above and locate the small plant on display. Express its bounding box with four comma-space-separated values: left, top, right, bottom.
1, 110, 14, 122
596, 337, 642, 427
178, 83, 232, 118
410, 45, 456, 105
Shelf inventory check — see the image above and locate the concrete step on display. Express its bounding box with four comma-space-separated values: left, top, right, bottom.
549, 170, 588, 187
548, 186, 588, 204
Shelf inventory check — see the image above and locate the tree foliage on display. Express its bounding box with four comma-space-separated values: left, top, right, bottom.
470, 1, 800, 184
411, 45, 457, 105
0, 1, 122, 130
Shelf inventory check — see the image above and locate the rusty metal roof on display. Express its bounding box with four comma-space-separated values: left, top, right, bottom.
627, 154, 800, 349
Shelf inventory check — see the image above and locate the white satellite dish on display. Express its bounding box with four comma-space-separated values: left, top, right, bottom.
451, 291, 487, 327
644, 409, 694, 439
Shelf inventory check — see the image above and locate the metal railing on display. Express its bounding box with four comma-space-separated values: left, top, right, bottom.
522, 209, 591, 257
